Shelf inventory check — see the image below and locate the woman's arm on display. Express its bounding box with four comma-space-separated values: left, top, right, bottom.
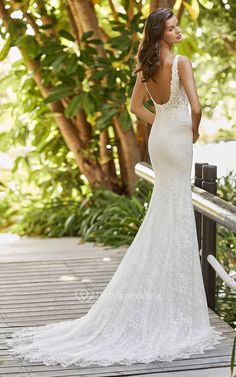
129, 73, 155, 125
178, 56, 202, 143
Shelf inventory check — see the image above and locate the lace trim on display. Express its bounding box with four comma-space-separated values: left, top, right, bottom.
145, 54, 178, 109
6, 324, 225, 367
146, 54, 188, 112
154, 54, 178, 109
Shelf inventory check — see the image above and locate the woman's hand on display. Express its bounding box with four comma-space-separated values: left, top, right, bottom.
192, 129, 200, 144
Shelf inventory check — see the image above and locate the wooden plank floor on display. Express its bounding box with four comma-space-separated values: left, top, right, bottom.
0, 240, 235, 376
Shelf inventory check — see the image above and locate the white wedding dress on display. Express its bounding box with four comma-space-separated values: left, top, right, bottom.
6, 54, 225, 367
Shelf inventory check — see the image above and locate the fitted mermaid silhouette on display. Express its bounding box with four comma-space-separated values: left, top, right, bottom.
6, 54, 225, 367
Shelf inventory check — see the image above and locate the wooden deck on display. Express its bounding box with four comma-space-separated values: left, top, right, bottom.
0, 236, 235, 376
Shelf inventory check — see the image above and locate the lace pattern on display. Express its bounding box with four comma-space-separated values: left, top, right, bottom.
6, 53, 226, 368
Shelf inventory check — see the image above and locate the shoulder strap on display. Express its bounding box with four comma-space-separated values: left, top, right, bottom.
144, 81, 156, 104
171, 54, 180, 85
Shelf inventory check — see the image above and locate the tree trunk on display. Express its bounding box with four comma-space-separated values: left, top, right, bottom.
0, 0, 144, 195
68, 0, 106, 54
136, 119, 151, 163
150, 0, 175, 12
113, 116, 141, 195
69, 0, 141, 194
0, 1, 111, 188
68, 0, 121, 191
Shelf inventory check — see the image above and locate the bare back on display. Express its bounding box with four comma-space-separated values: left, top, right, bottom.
144, 54, 178, 106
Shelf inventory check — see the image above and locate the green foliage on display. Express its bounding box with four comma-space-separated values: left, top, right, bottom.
0, 179, 152, 246
44, 84, 76, 103
65, 95, 82, 118
217, 171, 236, 273
215, 171, 236, 329
0, 5, 147, 200
0, 34, 11, 61
0, 1, 235, 213
1, 168, 235, 330
215, 126, 236, 142
0, 0, 235, 132
0, 0, 235, 345
78, 181, 151, 246
0, 54, 87, 200
1, 170, 235, 250
196, 1, 236, 118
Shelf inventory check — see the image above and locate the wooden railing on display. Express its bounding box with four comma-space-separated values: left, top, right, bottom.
135, 161, 236, 311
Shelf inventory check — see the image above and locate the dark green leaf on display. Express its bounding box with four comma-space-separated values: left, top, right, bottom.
118, 111, 132, 131
107, 71, 116, 88
0, 35, 11, 61
96, 108, 118, 130
88, 38, 103, 45
52, 53, 67, 73
59, 30, 75, 42
82, 92, 95, 115
40, 24, 54, 30
66, 54, 78, 75
81, 30, 94, 41
44, 85, 74, 103
65, 94, 81, 118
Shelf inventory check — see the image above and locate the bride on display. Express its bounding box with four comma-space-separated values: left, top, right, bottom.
6, 7, 224, 367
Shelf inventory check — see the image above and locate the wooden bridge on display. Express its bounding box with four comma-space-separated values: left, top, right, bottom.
0, 236, 235, 377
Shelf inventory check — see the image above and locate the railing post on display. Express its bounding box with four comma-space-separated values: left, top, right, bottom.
201, 165, 217, 311
194, 163, 209, 254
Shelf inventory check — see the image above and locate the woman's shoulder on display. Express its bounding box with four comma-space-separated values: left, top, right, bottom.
177, 54, 192, 64
177, 55, 194, 81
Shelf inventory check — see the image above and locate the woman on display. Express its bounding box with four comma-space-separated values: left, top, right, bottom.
130, 8, 200, 145
6, 7, 224, 367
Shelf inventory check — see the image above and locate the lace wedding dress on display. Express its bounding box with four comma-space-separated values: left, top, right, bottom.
6, 54, 225, 367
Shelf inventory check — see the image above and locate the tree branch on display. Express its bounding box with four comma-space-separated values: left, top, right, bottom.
108, 0, 118, 21
222, 37, 236, 57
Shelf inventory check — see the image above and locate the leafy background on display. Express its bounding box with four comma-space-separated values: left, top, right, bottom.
0, 0, 235, 330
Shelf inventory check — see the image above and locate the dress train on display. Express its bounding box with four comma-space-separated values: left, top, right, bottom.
6, 54, 225, 367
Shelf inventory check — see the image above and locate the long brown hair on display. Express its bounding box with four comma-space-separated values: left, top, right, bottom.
133, 8, 174, 83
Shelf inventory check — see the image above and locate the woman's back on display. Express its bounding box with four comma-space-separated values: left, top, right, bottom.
145, 54, 177, 106
143, 54, 188, 112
